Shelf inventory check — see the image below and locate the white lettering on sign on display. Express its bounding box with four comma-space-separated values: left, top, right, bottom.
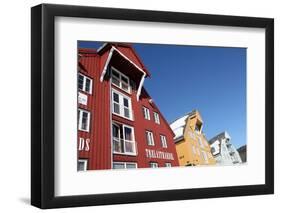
145, 149, 174, 160
78, 138, 90, 151
78, 92, 88, 105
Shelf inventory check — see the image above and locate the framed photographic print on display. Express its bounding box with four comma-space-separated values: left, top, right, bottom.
31, 3, 274, 209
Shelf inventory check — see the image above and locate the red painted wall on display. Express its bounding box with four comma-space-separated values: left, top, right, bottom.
78, 44, 179, 170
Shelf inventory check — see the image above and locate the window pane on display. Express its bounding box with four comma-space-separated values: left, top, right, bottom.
85, 78, 91, 92
112, 125, 120, 138
124, 108, 130, 118
121, 76, 128, 83
113, 103, 120, 114
112, 76, 120, 86
77, 161, 86, 171
125, 141, 134, 153
78, 75, 84, 90
121, 82, 129, 91
123, 98, 129, 107
113, 93, 119, 103
112, 70, 120, 78
113, 163, 125, 169
150, 163, 158, 168
146, 132, 150, 144
113, 138, 123, 153
126, 163, 136, 169
124, 127, 132, 141
81, 112, 88, 130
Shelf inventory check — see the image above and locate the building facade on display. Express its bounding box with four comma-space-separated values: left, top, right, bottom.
77, 43, 179, 171
208, 132, 242, 165
170, 110, 216, 166
237, 145, 247, 163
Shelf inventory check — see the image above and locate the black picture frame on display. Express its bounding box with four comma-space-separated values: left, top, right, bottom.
31, 3, 274, 209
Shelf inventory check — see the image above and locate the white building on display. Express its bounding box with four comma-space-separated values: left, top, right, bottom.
209, 131, 242, 165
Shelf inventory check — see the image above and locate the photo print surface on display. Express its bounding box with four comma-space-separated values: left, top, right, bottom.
77, 41, 246, 171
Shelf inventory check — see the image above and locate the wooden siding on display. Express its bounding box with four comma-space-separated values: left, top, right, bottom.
78, 45, 179, 170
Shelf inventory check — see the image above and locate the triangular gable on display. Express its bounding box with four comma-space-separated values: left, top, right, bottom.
98, 43, 151, 77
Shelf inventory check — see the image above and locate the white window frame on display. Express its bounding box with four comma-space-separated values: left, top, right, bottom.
146, 131, 155, 146
149, 162, 158, 168
111, 67, 131, 93
160, 135, 168, 148
78, 108, 91, 132
192, 145, 197, 155
112, 123, 137, 156
165, 163, 172, 167
198, 137, 204, 148
197, 147, 201, 155
112, 89, 133, 120
201, 151, 209, 163
78, 73, 93, 94
112, 162, 138, 169
153, 112, 160, 124
77, 159, 88, 171
143, 106, 150, 120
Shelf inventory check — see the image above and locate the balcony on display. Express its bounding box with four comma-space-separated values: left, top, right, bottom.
112, 137, 137, 156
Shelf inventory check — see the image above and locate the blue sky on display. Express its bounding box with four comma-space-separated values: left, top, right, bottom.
79, 41, 246, 148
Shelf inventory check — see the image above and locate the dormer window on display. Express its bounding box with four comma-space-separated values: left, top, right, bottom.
111, 67, 131, 93
195, 121, 202, 133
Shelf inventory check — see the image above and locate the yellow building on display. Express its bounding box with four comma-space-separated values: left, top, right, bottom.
170, 110, 216, 166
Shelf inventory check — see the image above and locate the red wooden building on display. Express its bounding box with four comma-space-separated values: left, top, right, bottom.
77, 43, 179, 171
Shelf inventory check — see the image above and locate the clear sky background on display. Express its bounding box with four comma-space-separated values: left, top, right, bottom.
79, 41, 246, 148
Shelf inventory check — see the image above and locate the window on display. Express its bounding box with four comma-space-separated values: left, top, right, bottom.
192, 145, 196, 155
197, 148, 200, 155
146, 131, 155, 146
78, 73, 92, 94
112, 90, 133, 120
143, 107, 150, 120
198, 137, 204, 148
188, 131, 195, 139
112, 123, 137, 155
113, 162, 137, 169
160, 135, 167, 148
149, 162, 158, 168
201, 151, 208, 163
111, 67, 131, 93
153, 112, 160, 124
77, 159, 88, 171
195, 121, 202, 133
165, 163, 172, 167
78, 109, 90, 132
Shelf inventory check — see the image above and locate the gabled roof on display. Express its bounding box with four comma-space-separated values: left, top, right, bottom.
208, 131, 231, 145
170, 110, 199, 142
97, 43, 151, 77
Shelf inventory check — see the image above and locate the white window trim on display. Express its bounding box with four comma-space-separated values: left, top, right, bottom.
146, 131, 155, 146
149, 162, 158, 168
153, 112, 160, 124
78, 108, 91, 132
112, 123, 137, 156
165, 163, 172, 167
198, 137, 204, 148
78, 73, 93, 94
112, 161, 138, 169
192, 145, 197, 155
78, 159, 88, 171
112, 89, 133, 121
201, 151, 209, 163
143, 107, 150, 120
160, 135, 168, 148
111, 67, 131, 94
